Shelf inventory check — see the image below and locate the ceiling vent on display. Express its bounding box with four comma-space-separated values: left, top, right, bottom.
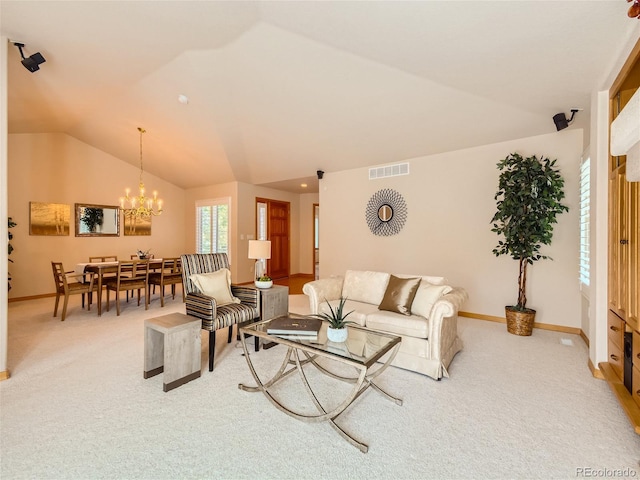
369, 162, 409, 180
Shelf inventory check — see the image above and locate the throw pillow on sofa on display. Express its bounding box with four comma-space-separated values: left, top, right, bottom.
378, 275, 421, 315
411, 283, 452, 319
189, 268, 240, 306
343, 270, 391, 305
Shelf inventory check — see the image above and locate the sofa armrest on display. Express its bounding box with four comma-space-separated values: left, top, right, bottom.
302, 276, 344, 314
428, 287, 468, 359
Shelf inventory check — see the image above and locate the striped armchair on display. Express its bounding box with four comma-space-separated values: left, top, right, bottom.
181, 253, 259, 371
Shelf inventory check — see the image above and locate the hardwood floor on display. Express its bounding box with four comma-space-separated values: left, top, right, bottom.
273, 274, 314, 295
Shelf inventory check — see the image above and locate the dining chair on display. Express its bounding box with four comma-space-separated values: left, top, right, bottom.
148, 257, 184, 307
181, 253, 259, 371
89, 256, 118, 263
51, 262, 97, 321
104, 260, 150, 315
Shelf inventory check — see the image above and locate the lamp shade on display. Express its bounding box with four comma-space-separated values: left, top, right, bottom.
611, 86, 640, 181
248, 240, 271, 259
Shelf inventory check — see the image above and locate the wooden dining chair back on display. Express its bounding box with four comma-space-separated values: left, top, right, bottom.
104, 260, 150, 315
89, 256, 118, 263
148, 257, 184, 307
51, 262, 96, 321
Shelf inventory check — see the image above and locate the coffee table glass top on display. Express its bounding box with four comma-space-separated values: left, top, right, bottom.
243, 314, 401, 367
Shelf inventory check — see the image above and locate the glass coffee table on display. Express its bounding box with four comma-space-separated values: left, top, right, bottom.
238, 314, 402, 453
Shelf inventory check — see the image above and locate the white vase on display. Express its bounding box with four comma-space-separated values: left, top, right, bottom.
327, 326, 348, 342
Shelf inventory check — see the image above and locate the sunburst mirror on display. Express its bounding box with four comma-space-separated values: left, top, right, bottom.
365, 189, 407, 236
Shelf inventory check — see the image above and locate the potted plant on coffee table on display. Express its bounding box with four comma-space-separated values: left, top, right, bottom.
313, 297, 355, 342
491, 152, 569, 336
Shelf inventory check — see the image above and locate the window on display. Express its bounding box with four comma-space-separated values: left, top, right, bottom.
196, 198, 230, 257
257, 201, 267, 241
579, 156, 590, 290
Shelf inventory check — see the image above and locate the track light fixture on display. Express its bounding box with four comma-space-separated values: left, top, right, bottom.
13, 42, 46, 72
553, 109, 579, 131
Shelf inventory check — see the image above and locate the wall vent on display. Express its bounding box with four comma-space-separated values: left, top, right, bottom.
369, 162, 409, 180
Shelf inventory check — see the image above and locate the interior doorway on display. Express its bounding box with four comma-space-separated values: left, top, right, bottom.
313, 203, 319, 280
256, 198, 290, 280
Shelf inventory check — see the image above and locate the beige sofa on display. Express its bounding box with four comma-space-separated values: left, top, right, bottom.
302, 270, 468, 380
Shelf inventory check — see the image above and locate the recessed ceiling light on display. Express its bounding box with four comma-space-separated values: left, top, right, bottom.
178, 94, 189, 105
301, 183, 308, 188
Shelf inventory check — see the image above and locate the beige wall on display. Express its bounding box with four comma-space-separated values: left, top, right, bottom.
7, 133, 187, 298
298, 193, 319, 275
183, 182, 318, 284
320, 130, 583, 328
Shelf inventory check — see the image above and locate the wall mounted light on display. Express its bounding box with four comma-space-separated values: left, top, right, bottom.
13, 42, 46, 72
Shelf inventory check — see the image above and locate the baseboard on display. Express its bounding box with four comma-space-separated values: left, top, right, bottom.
8, 293, 55, 303
459, 311, 582, 336
0, 370, 10, 381
588, 358, 604, 380
579, 330, 590, 348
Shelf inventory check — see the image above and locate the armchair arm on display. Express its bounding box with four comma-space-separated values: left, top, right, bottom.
185, 292, 218, 323
302, 276, 344, 314
428, 287, 468, 360
230, 285, 259, 309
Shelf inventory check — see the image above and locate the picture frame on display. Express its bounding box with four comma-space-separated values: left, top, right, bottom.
75, 203, 120, 237
29, 202, 71, 236
123, 214, 152, 236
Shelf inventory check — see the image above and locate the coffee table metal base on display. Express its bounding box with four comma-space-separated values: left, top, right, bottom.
238, 339, 401, 453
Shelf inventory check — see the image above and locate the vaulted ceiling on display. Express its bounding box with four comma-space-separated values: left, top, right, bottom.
1, 1, 637, 193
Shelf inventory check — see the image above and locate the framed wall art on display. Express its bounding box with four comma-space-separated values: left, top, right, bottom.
29, 202, 70, 236
123, 214, 151, 236
75, 204, 120, 237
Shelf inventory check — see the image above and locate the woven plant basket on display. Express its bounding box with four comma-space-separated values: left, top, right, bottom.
505, 307, 536, 336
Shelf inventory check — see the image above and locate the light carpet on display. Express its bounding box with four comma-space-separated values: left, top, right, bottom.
2, 293, 640, 480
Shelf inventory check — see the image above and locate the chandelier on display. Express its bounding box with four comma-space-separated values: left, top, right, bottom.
120, 127, 163, 219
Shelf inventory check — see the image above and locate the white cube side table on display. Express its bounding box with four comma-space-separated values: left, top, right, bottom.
144, 313, 201, 392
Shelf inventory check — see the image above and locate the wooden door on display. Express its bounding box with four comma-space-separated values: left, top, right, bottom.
257, 198, 290, 280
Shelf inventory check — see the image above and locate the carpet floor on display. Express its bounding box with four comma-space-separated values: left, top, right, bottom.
2, 292, 639, 479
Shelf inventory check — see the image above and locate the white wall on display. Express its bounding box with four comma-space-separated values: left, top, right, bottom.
320, 130, 583, 328
7, 133, 187, 298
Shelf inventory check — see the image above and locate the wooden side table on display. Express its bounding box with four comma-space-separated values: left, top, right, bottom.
259, 284, 289, 321
258, 284, 289, 349
144, 313, 201, 392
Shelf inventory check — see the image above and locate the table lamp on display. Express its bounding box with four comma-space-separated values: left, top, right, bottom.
248, 240, 271, 287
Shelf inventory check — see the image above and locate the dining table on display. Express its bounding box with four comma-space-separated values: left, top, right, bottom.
75, 259, 164, 316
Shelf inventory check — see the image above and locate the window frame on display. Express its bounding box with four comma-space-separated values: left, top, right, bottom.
195, 197, 231, 261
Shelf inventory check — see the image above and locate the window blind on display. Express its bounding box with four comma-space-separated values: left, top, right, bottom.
579, 157, 590, 289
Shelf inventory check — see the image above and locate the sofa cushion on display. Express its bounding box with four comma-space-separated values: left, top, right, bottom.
366, 310, 429, 339
396, 273, 446, 286
319, 299, 375, 326
412, 284, 452, 319
189, 268, 240, 306
378, 275, 421, 315
342, 270, 390, 305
